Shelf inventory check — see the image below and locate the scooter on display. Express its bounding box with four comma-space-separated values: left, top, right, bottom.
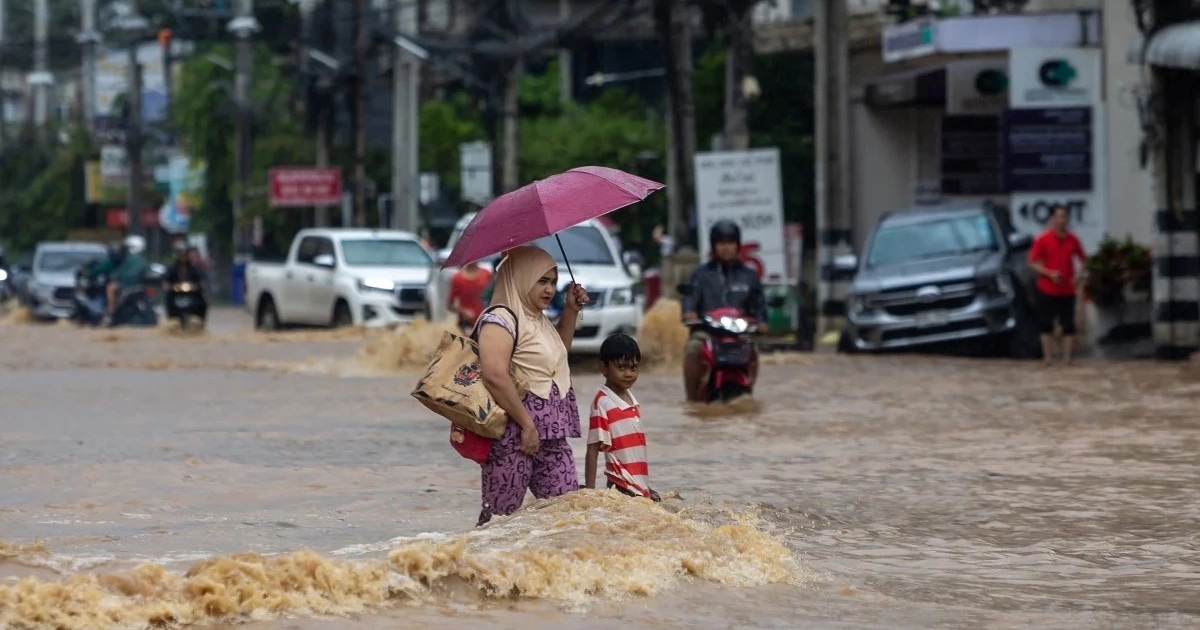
165, 281, 207, 330
108, 264, 165, 328
687, 306, 760, 403
71, 264, 109, 327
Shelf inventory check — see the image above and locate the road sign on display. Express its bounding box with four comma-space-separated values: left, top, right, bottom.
268, 167, 342, 207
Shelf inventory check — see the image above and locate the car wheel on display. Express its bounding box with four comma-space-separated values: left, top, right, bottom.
256, 296, 280, 331
1007, 299, 1042, 360
837, 327, 859, 354
332, 300, 353, 328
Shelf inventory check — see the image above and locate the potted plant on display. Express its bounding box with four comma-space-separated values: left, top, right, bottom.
1083, 236, 1152, 308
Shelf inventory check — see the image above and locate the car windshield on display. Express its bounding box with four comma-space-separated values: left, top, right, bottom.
867, 214, 998, 268
36, 250, 104, 272
531, 226, 614, 266
340, 240, 432, 267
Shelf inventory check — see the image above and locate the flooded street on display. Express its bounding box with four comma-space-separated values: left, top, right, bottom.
2, 305, 1198, 629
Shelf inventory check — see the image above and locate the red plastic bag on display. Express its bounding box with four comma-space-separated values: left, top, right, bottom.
450, 424, 494, 464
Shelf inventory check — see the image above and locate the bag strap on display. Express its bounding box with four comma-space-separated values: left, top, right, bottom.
472, 304, 520, 355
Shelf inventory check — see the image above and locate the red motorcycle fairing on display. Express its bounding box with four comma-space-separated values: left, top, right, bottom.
695, 307, 759, 403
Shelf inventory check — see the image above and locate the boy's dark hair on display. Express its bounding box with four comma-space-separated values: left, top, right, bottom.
599, 333, 641, 364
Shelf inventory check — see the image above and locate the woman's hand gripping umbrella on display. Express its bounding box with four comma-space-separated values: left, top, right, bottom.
441, 166, 665, 305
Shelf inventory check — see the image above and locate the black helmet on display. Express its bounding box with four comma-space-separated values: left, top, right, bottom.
709, 220, 741, 247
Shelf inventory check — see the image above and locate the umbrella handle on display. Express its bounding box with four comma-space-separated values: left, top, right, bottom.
554, 233, 577, 285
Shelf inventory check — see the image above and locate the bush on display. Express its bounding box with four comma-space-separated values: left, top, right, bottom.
1083, 236, 1152, 308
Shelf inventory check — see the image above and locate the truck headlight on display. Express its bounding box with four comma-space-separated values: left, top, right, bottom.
610, 287, 633, 306
356, 278, 395, 295
978, 274, 1013, 296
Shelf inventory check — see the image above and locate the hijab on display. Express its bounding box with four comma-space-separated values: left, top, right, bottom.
488, 246, 570, 399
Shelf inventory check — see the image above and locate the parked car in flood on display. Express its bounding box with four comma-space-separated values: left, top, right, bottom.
837, 202, 1042, 358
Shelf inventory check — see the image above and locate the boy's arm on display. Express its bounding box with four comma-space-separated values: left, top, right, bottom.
584, 442, 601, 489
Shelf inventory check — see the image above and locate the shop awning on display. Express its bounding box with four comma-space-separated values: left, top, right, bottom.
1134, 22, 1200, 70
863, 66, 946, 108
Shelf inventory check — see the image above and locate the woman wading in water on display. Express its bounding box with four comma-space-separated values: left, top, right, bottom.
476, 246, 589, 526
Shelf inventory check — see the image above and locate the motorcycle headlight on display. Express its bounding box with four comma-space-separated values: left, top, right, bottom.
0, 269, 7, 282
356, 278, 395, 295
609, 287, 633, 306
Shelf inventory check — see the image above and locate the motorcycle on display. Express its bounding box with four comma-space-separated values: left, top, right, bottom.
165, 281, 207, 330
108, 264, 165, 328
71, 263, 110, 327
687, 306, 760, 403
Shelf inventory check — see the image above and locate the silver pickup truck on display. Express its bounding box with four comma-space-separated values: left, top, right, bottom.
837, 202, 1041, 358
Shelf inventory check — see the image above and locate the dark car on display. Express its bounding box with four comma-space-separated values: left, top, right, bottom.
837, 202, 1042, 358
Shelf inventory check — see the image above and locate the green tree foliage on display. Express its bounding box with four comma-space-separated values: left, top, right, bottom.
419, 91, 488, 195
0, 130, 92, 252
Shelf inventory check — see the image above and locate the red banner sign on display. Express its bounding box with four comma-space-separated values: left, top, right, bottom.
268, 167, 342, 208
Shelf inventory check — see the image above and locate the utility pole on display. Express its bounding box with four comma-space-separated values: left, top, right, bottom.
391, 0, 420, 232
352, 0, 368, 227
79, 0, 100, 135
32, 0, 49, 130
230, 0, 260, 263
159, 28, 172, 144
657, 0, 696, 248
558, 0, 572, 104
814, 0, 851, 342
723, 0, 754, 151
298, 0, 330, 227
0, 0, 7, 152
501, 58, 522, 192
126, 43, 144, 237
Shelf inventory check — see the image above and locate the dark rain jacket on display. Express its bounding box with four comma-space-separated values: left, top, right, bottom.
681, 259, 767, 323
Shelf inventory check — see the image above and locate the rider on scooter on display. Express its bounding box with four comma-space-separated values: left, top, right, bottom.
680, 220, 766, 402
106, 235, 148, 319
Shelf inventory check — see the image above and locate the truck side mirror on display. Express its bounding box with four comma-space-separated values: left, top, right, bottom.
1008, 233, 1033, 250
313, 254, 335, 268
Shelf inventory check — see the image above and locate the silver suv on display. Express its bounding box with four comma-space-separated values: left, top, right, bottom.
837, 203, 1041, 358
28, 241, 108, 320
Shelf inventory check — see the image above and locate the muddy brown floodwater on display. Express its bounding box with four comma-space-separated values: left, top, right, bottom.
1, 303, 1198, 629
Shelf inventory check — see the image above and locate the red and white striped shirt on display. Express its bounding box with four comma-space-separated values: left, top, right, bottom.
588, 386, 651, 498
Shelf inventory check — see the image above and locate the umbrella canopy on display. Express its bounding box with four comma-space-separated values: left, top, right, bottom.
441, 166, 664, 273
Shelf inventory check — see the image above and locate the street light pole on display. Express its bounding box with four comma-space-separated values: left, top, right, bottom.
79, 0, 100, 135
229, 0, 260, 263
126, 42, 144, 237
392, 0, 423, 232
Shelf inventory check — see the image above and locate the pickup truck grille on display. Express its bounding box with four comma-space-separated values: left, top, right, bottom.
393, 285, 427, 316
873, 281, 976, 317
53, 287, 75, 301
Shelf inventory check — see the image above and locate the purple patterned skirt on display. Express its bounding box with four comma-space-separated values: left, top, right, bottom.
477, 383, 581, 526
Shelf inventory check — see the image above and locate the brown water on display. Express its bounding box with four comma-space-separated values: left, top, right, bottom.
1, 303, 1198, 629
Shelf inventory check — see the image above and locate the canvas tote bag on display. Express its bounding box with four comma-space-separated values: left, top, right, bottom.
411, 305, 527, 441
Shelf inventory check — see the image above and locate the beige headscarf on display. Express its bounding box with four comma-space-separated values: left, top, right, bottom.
487, 246, 571, 399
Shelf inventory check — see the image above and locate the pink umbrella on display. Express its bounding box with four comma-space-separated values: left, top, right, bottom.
442, 166, 664, 282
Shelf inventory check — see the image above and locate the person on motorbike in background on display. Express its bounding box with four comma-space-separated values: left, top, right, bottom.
165, 244, 208, 322
106, 235, 148, 318
680, 220, 766, 402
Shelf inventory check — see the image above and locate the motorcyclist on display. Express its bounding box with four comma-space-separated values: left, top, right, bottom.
680, 220, 766, 402
164, 244, 208, 321
106, 235, 148, 318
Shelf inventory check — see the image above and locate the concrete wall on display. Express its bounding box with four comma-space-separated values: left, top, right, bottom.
1102, 0, 1156, 248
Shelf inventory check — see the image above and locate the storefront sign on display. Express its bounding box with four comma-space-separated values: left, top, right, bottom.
946, 59, 1008, 115
1009, 47, 1102, 108
942, 115, 1005, 195
882, 17, 937, 63
694, 148, 788, 282
268, 167, 342, 207
1010, 191, 1106, 254
460, 141, 494, 206
1004, 107, 1092, 192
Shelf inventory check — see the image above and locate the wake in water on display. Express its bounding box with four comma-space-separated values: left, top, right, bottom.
0, 491, 808, 630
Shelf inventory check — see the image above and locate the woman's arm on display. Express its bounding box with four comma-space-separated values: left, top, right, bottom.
478, 323, 540, 454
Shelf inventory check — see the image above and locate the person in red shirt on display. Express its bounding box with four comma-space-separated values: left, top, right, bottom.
1027, 205, 1088, 365
448, 261, 493, 330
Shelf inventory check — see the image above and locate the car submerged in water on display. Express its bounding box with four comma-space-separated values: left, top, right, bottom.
837, 202, 1042, 358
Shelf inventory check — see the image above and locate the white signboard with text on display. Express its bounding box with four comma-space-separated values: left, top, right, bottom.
694, 148, 788, 282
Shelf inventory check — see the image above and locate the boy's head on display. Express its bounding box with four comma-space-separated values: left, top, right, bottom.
599, 333, 641, 392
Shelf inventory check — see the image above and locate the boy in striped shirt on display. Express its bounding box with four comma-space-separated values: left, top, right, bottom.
585, 334, 661, 502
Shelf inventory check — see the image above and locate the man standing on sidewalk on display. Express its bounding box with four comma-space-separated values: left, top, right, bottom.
1028, 205, 1088, 365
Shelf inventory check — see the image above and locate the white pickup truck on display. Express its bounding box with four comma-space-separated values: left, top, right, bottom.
245, 228, 441, 329
432, 214, 644, 353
